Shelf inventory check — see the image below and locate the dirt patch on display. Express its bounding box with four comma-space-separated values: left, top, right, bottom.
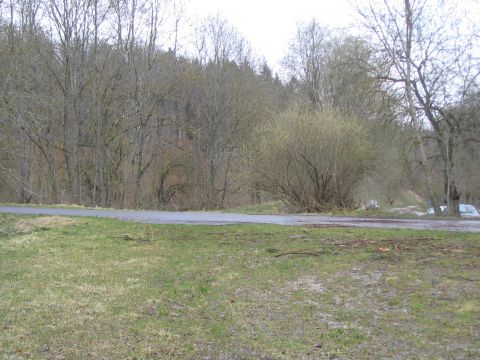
285, 276, 325, 293
333, 237, 437, 252
348, 267, 383, 286
15, 216, 80, 232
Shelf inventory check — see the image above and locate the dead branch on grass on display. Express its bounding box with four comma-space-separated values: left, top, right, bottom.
274, 250, 324, 257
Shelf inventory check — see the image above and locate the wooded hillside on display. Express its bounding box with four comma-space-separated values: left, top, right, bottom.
1, 0, 479, 214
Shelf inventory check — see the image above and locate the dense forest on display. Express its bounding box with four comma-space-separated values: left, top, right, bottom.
0, 0, 479, 215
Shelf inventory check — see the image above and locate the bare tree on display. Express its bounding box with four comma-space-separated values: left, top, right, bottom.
44, 0, 96, 203
0, 1, 62, 203
190, 15, 260, 209
283, 20, 390, 122
282, 20, 332, 110
358, 0, 480, 216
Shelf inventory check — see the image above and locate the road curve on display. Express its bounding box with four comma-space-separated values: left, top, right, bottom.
1, 206, 480, 232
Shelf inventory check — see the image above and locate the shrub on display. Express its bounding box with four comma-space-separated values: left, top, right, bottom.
252, 108, 372, 212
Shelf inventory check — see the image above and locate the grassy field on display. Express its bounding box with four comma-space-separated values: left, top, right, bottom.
0, 214, 479, 359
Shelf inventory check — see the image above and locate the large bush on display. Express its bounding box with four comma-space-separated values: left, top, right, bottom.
252, 108, 372, 212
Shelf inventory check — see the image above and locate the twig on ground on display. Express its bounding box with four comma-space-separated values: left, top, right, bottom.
275, 251, 323, 257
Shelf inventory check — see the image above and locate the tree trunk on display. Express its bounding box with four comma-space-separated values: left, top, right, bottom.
48, 139, 59, 204
133, 125, 146, 208
19, 131, 31, 203
404, 0, 442, 216
206, 155, 217, 209
220, 154, 232, 209
445, 135, 460, 216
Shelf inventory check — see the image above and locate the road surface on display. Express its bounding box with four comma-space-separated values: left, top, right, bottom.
1, 206, 480, 232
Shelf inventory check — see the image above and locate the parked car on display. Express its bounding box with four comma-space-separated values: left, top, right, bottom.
459, 204, 480, 217
425, 204, 480, 217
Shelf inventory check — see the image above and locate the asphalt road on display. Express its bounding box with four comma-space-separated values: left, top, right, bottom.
1, 206, 480, 232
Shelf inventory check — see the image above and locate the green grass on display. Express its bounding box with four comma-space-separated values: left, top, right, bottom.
1, 214, 479, 359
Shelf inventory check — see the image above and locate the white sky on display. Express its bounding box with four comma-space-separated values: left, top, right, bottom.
184, 0, 357, 72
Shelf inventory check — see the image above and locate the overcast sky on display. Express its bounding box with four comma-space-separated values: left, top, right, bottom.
184, 0, 357, 71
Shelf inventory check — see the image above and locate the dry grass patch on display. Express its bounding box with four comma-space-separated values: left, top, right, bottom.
15, 216, 80, 232
1, 216, 81, 248
11, 232, 41, 247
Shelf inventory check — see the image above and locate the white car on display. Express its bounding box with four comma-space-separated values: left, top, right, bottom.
426, 204, 480, 217
459, 204, 480, 217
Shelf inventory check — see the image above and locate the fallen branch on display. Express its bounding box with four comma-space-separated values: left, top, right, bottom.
116, 234, 152, 243
445, 275, 480, 282
385, 237, 438, 241
275, 251, 323, 258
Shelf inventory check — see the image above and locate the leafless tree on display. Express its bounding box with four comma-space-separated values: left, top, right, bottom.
358, 0, 480, 216
190, 15, 261, 209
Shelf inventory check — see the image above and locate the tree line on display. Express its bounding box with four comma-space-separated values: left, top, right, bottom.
0, 0, 479, 215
